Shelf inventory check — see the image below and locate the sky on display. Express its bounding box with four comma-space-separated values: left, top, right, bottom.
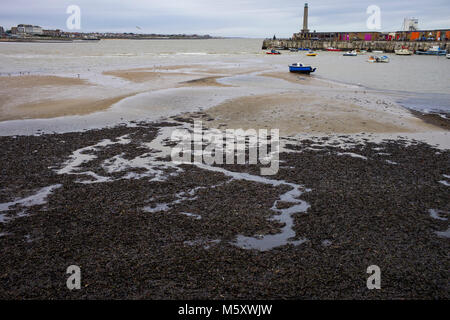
0, 0, 449, 37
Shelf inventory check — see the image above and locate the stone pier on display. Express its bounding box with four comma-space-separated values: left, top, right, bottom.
262, 39, 449, 53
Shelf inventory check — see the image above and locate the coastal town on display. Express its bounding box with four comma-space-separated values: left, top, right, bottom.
0, 24, 213, 41
263, 3, 449, 53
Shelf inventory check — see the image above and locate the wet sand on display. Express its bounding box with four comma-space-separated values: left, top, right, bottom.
103, 69, 192, 83
203, 92, 440, 135
2, 68, 442, 136
262, 71, 345, 88
0, 94, 135, 121
411, 110, 450, 131
0, 75, 118, 121
1, 75, 88, 89
178, 76, 232, 88
0, 69, 233, 121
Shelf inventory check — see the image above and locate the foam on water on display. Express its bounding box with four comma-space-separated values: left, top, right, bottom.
336, 152, 368, 160
435, 229, 450, 238
429, 209, 448, 221
56, 135, 132, 182
180, 212, 202, 220
0, 184, 62, 212
183, 239, 221, 250
386, 160, 398, 165
0, 184, 62, 223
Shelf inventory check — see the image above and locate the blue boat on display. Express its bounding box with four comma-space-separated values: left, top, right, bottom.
289, 63, 317, 74
416, 46, 447, 56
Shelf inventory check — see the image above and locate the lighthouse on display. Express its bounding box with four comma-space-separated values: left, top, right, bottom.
302, 3, 309, 33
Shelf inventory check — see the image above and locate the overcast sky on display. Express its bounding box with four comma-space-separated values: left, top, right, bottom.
1, 0, 449, 37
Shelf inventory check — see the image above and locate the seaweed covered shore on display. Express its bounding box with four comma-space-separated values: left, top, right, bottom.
0, 116, 449, 299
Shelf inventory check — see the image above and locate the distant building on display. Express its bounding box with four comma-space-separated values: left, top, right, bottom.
43, 29, 61, 37
15, 24, 43, 35
402, 18, 419, 31
34, 26, 43, 34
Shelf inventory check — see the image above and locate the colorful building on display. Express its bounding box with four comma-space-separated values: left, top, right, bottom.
293, 30, 450, 42
293, 3, 448, 42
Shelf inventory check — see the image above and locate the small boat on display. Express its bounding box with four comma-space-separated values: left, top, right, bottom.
368, 55, 390, 63
298, 48, 310, 51
395, 48, 412, 55
289, 63, 317, 74
379, 56, 390, 63
343, 51, 358, 56
447, 54, 450, 59
306, 51, 317, 56
266, 49, 281, 55
289, 48, 298, 52
327, 47, 341, 52
372, 50, 384, 54
416, 46, 447, 56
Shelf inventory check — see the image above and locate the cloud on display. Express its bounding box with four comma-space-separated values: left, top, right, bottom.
0, 0, 448, 37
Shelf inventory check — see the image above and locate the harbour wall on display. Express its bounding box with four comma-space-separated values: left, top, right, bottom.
262, 39, 449, 52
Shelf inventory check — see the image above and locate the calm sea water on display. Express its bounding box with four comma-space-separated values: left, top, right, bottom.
1, 39, 449, 112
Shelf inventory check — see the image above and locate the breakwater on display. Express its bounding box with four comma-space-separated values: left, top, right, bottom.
262, 39, 449, 52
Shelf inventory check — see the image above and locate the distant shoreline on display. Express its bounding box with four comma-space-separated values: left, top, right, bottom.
0, 37, 227, 43
0, 38, 81, 43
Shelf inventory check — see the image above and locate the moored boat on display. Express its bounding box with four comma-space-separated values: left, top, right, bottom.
379, 55, 390, 63
395, 48, 412, 55
327, 47, 341, 52
343, 51, 358, 56
306, 51, 317, 56
266, 49, 281, 55
289, 63, 317, 74
447, 54, 450, 59
416, 46, 447, 56
368, 55, 390, 63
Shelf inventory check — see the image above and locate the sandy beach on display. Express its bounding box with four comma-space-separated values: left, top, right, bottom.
0, 75, 120, 121
103, 69, 192, 83
0, 68, 446, 135
1, 93, 136, 121
203, 92, 440, 135
0, 64, 256, 121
